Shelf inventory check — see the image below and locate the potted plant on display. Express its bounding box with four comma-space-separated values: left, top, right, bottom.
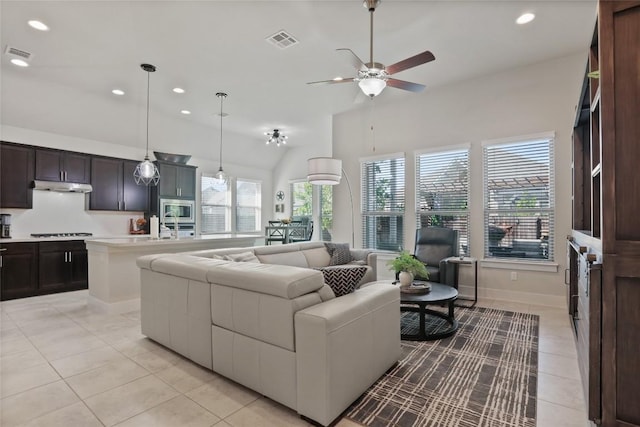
387, 251, 429, 287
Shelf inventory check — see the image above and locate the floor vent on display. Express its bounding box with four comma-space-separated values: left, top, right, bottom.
266, 30, 299, 49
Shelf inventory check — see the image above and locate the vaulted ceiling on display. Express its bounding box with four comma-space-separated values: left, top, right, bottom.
1, 1, 597, 168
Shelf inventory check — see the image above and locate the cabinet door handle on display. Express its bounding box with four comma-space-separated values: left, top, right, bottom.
0, 255, 3, 268
64, 252, 67, 262
69, 252, 72, 263
122, 201, 126, 211
60, 170, 64, 181
65, 171, 68, 181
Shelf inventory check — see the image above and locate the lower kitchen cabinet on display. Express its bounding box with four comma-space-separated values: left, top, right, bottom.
0, 242, 38, 300
39, 241, 88, 292
0, 240, 88, 301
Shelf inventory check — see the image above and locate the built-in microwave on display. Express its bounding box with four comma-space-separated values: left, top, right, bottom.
160, 198, 195, 224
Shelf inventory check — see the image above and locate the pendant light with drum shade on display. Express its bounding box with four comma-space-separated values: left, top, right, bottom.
215, 92, 228, 184
134, 63, 160, 186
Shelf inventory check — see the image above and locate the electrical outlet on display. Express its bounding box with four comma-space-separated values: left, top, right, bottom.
510, 271, 517, 281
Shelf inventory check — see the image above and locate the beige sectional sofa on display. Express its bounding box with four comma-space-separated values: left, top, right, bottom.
136, 242, 400, 426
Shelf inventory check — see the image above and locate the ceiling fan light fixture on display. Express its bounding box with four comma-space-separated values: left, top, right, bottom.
358, 77, 386, 97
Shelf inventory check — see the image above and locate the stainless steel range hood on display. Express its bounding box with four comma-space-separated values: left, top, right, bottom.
32, 180, 93, 193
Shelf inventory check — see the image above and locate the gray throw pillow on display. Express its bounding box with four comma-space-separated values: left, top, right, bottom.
325, 243, 352, 266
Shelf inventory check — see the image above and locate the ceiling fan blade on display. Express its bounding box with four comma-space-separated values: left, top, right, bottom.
385, 50, 435, 75
306, 77, 355, 85
336, 48, 367, 71
387, 78, 426, 93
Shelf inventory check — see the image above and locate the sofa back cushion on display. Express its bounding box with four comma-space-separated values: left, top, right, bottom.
256, 251, 309, 268
224, 251, 260, 263
302, 247, 331, 268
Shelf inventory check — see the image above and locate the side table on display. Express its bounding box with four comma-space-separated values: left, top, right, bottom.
444, 256, 478, 307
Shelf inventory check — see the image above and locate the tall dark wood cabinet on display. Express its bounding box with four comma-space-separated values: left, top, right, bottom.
570, 2, 640, 426
0, 142, 34, 209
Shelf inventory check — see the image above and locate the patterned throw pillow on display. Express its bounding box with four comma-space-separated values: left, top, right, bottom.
224, 252, 260, 263
315, 265, 368, 297
325, 243, 352, 266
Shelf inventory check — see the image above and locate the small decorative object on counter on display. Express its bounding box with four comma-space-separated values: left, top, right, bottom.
150, 215, 159, 239
129, 217, 147, 234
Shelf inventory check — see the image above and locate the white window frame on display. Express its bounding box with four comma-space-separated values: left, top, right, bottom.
482, 132, 556, 264
360, 152, 406, 251
236, 178, 262, 233
201, 173, 232, 234
415, 145, 470, 256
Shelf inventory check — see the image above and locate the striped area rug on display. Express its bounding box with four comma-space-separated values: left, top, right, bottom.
344, 307, 539, 427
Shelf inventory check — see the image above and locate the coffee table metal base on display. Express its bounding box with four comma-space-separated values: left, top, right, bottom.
399, 282, 459, 341
401, 303, 459, 341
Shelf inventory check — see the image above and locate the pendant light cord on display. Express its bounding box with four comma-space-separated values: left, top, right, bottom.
145, 71, 150, 157
218, 93, 226, 169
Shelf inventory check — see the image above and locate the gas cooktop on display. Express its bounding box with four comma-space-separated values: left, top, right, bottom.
30, 232, 93, 238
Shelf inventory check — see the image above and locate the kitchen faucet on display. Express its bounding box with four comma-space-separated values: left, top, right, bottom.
162, 212, 179, 239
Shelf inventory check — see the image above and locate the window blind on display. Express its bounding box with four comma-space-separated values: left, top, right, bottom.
361, 155, 405, 251
201, 175, 231, 233
236, 179, 261, 232
416, 148, 469, 256
483, 137, 555, 261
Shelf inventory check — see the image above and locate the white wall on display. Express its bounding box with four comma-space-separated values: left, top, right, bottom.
0, 125, 272, 237
332, 52, 588, 307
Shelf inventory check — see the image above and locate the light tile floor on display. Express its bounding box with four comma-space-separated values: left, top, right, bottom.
1, 290, 589, 427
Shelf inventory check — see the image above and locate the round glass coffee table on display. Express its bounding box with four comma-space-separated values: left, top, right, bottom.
400, 282, 459, 341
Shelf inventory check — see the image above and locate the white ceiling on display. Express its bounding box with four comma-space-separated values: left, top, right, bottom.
0, 0, 597, 168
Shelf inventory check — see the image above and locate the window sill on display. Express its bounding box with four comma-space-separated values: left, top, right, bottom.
480, 259, 558, 273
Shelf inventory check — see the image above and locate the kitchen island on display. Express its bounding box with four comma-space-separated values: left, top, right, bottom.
86, 234, 261, 303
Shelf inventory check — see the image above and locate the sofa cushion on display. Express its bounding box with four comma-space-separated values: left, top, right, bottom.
256, 251, 309, 268
325, 243, 352, 266
315, 265, 368, 297
302, 247, 331, 268
224, 251, 260, 263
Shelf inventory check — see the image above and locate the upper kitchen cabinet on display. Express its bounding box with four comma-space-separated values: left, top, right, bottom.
0, 142, 34, 209
156, 161, 196, 199
35, 148, 90, 184
90, 157, 149, 212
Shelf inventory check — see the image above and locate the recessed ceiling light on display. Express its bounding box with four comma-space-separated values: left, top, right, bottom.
333, 77, 344, 81
516, 13, 535, 25
28, 20, 49, 31
112, 89, 125, 96
10, 58, 29, 67
180, 110, 191, 115
173, 87, 185, 94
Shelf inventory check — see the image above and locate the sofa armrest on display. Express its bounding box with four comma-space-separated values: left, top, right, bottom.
294, 283, 400, 426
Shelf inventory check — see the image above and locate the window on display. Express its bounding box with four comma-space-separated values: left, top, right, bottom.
290, 181, 312, 219
416, 148, 469, 256
483, 134, 554, 261
236, 179, 261, 232
201, 174, 231, 233
361, 154, 405, 251
319, 185, 333, 241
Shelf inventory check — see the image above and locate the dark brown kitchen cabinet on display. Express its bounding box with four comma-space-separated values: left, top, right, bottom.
0, 142, 34, 209
38, 241, 87, 292
90, 157, 149, 211
0, 242, 38, 300
157, 161, 196, 199
35, 148, 90, 184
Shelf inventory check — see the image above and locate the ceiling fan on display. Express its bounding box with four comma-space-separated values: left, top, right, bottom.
307, 0, 435, 98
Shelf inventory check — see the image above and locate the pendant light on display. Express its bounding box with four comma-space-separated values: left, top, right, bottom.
134, 63, 160, 186
215, 92, 228, 184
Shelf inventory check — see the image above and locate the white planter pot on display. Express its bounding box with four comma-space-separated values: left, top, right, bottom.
399, 271, 413, 288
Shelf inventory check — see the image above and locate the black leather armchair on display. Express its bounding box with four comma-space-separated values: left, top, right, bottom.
413, 227, 459, 286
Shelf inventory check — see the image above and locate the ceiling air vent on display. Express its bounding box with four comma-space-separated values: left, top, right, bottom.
4, 45, 34, 61
266, 30, 299, 50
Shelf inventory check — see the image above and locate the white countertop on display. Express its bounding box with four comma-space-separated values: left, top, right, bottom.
2, 234, 263, 244
86, 234, 261, 247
